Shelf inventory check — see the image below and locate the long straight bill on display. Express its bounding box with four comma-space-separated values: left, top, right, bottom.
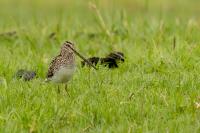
67, 44, 98, 70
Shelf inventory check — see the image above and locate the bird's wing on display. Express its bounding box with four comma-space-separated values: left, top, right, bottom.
46, 55, 60, 79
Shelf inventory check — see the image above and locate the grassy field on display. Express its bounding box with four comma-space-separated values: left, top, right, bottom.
0, 0, 200, 132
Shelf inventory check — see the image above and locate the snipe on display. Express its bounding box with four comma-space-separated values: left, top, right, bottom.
46, 41, 97, 94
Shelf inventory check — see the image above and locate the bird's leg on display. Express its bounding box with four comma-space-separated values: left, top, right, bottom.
65, 84, 70, 97
57, 85, 60, 94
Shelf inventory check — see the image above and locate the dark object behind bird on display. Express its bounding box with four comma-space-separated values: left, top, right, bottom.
49, 32, 57, 40
81, 52, 125, 68
14, 69, 36, 81
0, 31, 17, 38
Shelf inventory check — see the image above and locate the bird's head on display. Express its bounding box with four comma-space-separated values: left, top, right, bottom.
60, 41, 75, 56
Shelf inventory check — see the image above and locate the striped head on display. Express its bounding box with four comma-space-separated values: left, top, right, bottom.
60, 41, 75, 56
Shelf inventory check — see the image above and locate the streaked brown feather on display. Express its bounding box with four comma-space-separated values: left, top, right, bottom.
46, 42, 75, 80
46, 55, 60, 78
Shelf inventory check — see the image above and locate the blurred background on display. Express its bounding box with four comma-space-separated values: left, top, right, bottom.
0, 0, 200, 28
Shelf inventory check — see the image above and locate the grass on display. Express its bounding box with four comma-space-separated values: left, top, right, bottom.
0, 0, 200, 132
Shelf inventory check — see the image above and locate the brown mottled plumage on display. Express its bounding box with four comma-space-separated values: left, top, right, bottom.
46, 41, 75, 84
46, 41, 97, 94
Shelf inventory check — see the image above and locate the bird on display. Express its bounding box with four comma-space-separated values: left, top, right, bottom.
14, 69, 36, 81
46, 41, 97, 94
81, 51, 125, 68
101, 51, 125, 68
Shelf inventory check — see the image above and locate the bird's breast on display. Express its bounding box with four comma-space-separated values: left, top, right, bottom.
52, 65, 75, 83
